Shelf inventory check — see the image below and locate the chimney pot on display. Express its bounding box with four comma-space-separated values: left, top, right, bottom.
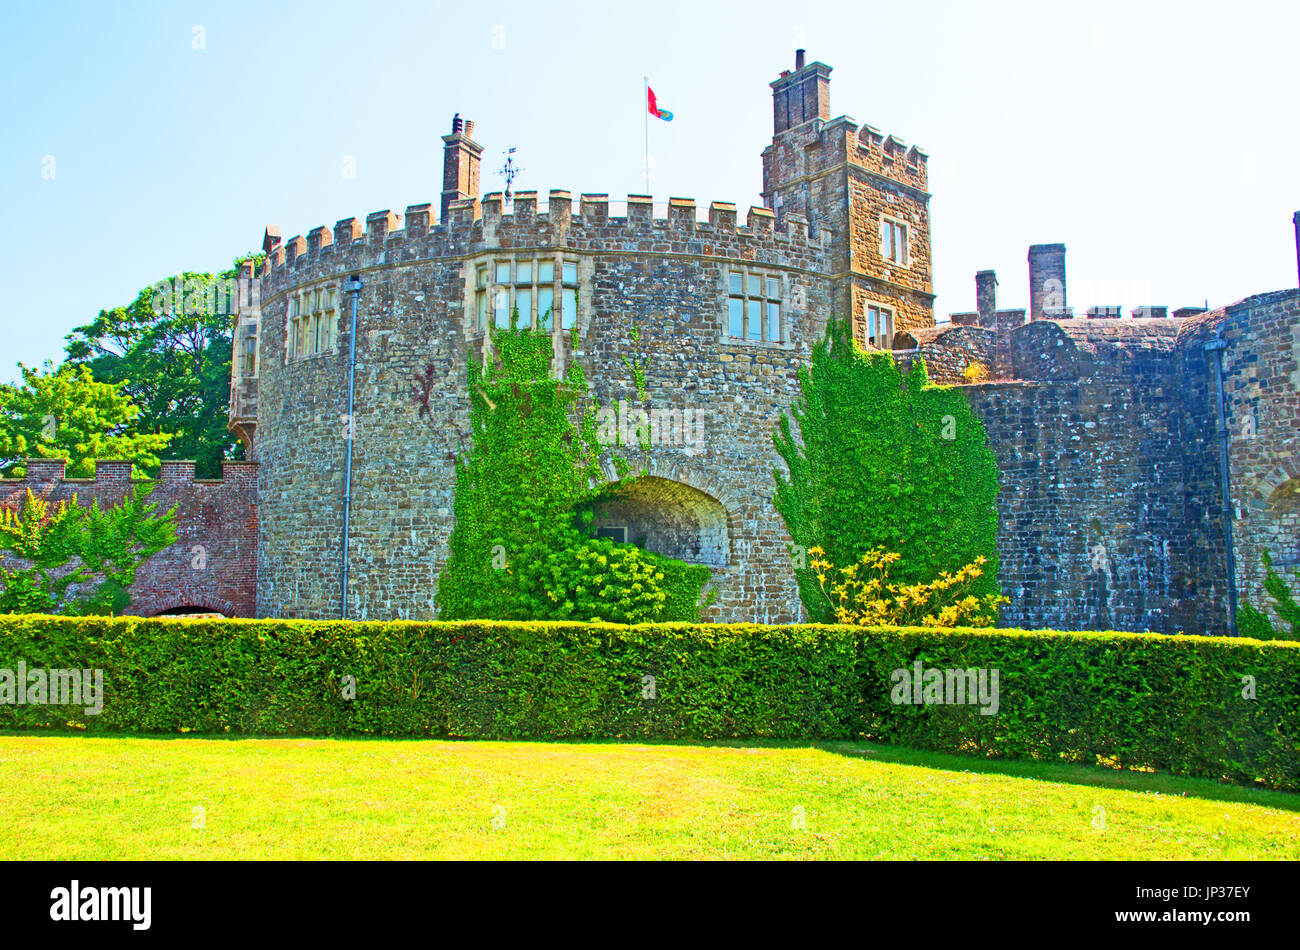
795, 49, 805, 69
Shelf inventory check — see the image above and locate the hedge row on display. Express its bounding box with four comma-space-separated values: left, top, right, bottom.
1, 615, 1296, 790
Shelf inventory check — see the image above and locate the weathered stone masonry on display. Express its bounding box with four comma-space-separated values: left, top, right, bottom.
232, 53, 936, 624
6, 52, 1293, 634
221, 51, 1295, 634
895, 284, 1299, 635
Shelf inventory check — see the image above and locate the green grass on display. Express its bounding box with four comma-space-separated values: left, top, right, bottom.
2, 734, 1296, 860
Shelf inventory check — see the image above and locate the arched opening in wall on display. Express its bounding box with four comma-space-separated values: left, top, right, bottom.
1269, 478, 1300, 511
583, 476, 730, 567
153, 606, 227, 619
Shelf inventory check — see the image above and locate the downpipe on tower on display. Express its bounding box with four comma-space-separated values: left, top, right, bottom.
341, 274, 363, 620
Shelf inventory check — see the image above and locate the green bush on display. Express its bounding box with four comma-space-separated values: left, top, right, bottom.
1, 615, 1296, 790
773, 316, 1001, 622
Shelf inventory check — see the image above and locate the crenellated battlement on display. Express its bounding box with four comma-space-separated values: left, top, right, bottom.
221, 49, 1300, 638
256, 189, 832, 298
851, 122, 929, 192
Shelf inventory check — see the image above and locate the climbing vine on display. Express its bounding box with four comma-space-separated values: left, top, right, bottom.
773, 315, 1002, 624
1236, 551, 1300, 640
436, 323, 710, 623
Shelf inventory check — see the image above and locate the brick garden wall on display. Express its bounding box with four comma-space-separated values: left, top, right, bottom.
0, 459, 258, 617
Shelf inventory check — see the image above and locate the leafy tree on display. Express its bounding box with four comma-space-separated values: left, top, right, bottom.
0, 486, 177, 615
773, 315, 1001, 624
63, 255, 262, 478
437, 322, 709, 622
0, 362, 171, 478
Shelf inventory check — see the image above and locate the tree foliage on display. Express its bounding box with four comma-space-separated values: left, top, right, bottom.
773, 315, 1001, 623
436, 323, 709, 623
0, 486, 177, 615
0, 362, 171, 479
63, 255, 262, 478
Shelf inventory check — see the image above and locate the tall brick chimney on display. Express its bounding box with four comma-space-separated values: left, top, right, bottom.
976, 270, 998, 327
770, 51, 832, 134
1028, 243, 1067, 320
441, 113, 483, 223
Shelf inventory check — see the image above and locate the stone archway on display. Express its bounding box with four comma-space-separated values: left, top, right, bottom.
586, 476, 731, 567
141, 591, 238, 619
152, 605, 228, 618
1260, 457, 1300, 511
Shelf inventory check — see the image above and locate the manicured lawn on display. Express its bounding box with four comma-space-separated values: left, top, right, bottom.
1, 734, 1296, 860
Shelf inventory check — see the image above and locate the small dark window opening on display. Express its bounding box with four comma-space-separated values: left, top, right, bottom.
596, 526, 627, 543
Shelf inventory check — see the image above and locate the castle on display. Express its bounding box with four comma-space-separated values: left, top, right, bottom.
4, 53, 1297, 635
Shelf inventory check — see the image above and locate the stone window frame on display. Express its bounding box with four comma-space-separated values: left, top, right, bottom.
469, 254, 583, 335
285, 283, 339, 363
865, 301, 895, 349
722, 265, 785, 346
879, 214, 910, 267
596, 525, 628, 543
239, 320, 259, 378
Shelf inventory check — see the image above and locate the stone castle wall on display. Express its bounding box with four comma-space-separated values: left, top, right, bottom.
889, 292, 1300, 636
251, 194, 833, 622
962, 319, 1211, 634
1186, 291, 1300, 624
221, 52, 1294, 635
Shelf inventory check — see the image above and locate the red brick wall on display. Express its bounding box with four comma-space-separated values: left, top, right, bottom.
0, 459, 258, 617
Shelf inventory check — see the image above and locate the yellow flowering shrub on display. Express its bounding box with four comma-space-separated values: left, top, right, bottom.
807, 546, 1008, 627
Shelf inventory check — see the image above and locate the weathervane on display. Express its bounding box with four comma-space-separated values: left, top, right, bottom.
498, 148, 523, 208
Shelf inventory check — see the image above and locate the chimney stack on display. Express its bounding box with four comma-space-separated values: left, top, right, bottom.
1293, 210, 1299, 287
770, 53, 831, 135
441, 113, 484, 224
975, 270, 998, 328
1028, 243, 1068, 320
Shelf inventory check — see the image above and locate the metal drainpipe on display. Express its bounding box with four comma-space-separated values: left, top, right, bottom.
1204, 326, 1237, 636
341, 275, 363, 620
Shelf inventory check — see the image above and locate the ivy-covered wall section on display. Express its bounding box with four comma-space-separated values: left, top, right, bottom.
774, 316, 1001, 623
436, 326, 710, 623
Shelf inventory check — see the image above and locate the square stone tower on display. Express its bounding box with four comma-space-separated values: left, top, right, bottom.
761, 51, 935, 345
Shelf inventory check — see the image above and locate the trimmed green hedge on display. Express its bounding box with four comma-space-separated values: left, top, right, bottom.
1, 615, 1296, 790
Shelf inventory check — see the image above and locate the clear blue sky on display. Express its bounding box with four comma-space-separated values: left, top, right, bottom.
2, 0, 1297, 382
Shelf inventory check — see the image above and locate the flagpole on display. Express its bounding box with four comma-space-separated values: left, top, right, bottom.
643, 76, 649, 195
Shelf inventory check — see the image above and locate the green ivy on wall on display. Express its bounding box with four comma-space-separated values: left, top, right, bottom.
436, 323, 709, 623
1237, 551, 1300, 640
773, 315, 1001, 623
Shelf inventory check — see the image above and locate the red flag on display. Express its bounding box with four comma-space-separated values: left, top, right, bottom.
647, 86, 673, 121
